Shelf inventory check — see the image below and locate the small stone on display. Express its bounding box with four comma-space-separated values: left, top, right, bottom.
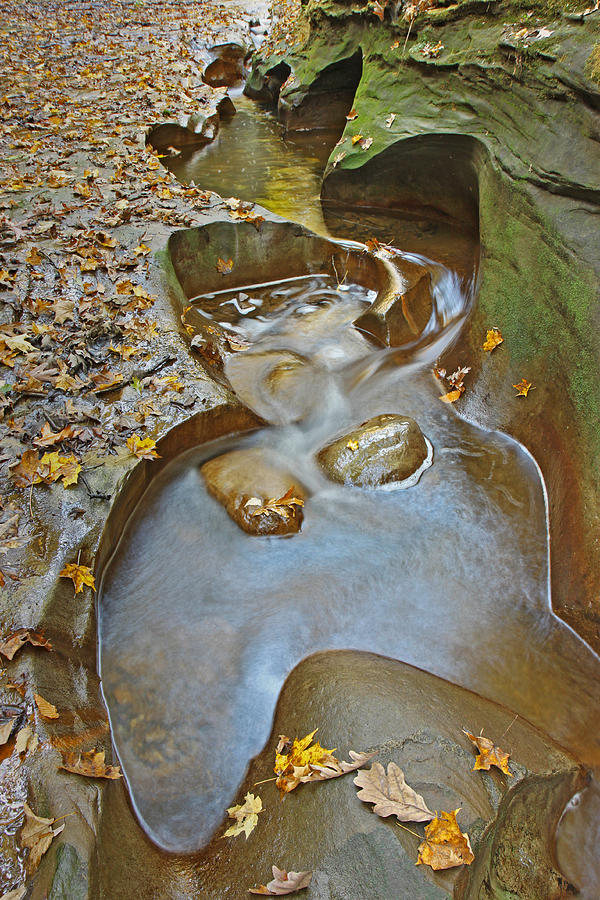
317, 413, 431, 488
201, 448, 306, 535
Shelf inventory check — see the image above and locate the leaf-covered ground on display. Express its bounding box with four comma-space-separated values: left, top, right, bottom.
0, 0, 259, 583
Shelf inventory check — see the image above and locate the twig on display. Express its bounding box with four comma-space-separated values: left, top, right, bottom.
498, 714, 518, 742
79, 473, 110, 501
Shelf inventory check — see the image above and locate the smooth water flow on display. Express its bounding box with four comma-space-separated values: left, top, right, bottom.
99, 95, 600, 893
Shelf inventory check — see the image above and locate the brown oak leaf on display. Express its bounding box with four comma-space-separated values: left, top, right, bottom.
20, 803, 65, 873
0, 628, 52, 660
34, 693, 59, 719
354, 762, 433, 822
249, 866, 312, 895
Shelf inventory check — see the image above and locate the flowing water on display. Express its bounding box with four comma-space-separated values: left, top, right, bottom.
99, 93, 600, 892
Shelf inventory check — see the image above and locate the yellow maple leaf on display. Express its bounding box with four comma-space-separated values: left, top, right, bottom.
216, 257, 234, 275
514, 378, 534, 397
463, 729, 512, 776
482, 327, 503, 352
417, 809, 474, 870
351, 133, 363, 145
274, 729, 337, 796
126, 434, 160, 460
60, 563, 95, 594
223, 792, 263, 839
38, 451, 81, 487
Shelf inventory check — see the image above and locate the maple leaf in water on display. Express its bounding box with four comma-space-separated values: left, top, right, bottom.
482, 327, 503, 352
222, 792, 263, 839
249, 865, 312, 895
59, 562, 95, 594
59, 748, 122, 780
126, 434, 160, 460
354, 762, 433, 822
514, 378, 534, 397
463, 729, 512, 775
416, 809, 474, 870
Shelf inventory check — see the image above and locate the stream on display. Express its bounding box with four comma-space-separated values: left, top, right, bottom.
99, 93, 600, 893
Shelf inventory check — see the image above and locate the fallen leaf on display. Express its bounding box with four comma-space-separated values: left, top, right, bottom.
1, 886, 26, 900
33, 423, 75, 448
216, 257, 234, 275
482, 327, 503, 352
514, 378, 534, 397
20, 802, 65, 873
126, 434, 160, 459
385, 113, 396, 128
0, 628, 52, 660
354, 762, 433, 821
372, 0, 386, 21
34, 693, 59, 719
359, 137, 373, 150
223, 792, 263, 839
59, 562, 95, 594
15, 724, 38, 756
439, 388, 463, 404
301, 749, 376, 783
249, 866, 312, 895
351, 133, 363, 145
274, 728, 335, 796
463, 729, 512, 775
416, 808, 474, 870
346, 108, 358, 120
0, 717, 17, 745
245, 486, 304, 522
59, 748, 122, 779
346, 439, 359, 451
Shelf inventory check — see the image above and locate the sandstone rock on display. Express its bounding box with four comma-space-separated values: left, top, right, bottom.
317, 413, 431, 488
202, 43, 247, 88
224, 349, 325, 425
353, 258, 433, 347
187, 109, 220, 141
201, 448, 306, 535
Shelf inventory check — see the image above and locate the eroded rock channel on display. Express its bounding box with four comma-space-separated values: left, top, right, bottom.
98, 79, 600, 897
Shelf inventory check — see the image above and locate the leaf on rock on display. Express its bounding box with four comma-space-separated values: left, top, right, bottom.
351, 133, 363, 145
216, 257, 234, 275
354, 762, 433, 822
249, 865, 312, 895
482, 327, 503, 352
372, 1, 386, 21
0, 717, 17, 745
514, 378, 534, 397
33, 423, 75, 448
439, 388, 463, 404
301, 749, 376, 783
223, 792, 263, 839
244, 487, 304, 522
0, 628, 52, 660
416, 809, 474, 870
274, 728, 335, 796
0, 886, 27, 900
15, 724, 38, 756
20, 802, 65, 873
385, 113, 396, 128
463, 729, 512, 775
59, 562, 95, 594
346, 108, 358, 120
126, 434, 160, 460
59, 748, 122, 779
34, 693, 59, 719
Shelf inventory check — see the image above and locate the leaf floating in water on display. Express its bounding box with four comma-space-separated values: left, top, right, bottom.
354, 762, 433, 822
223, 792, 263, 839
249, 865, 312, 895
216, 257, 234, 275
463, 729, 512, 775
59, 562, 95, 594
0, 628, 52, 660
59, 748, 122, 779
416, 808, 474, 870
20, 803, 65, 873
244, 486, 304, 522
514, 378, 534, 397
482, 327, 503, 352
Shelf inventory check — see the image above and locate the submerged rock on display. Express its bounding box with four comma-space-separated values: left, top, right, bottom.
317, 413, 431, 488
353, 258, 433, 347
224, 349, 325, 425
201, 448, 306, 535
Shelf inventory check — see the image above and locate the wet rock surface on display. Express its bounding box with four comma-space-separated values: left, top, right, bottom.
354, 257, 434, 346
191, 651, 584, 900
225, 349, 326, 425
317, 413, 431, 488
201, 447, 306, 535
202, 42, 248, 87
